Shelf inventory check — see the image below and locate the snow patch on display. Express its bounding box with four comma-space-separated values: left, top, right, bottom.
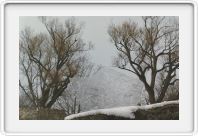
65, 100, 179, 120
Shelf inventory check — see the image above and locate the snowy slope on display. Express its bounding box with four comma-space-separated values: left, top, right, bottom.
72, 66, 143, 112
65, 100, 179, 120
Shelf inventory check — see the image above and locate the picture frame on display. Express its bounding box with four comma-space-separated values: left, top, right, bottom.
0, 0, 197, 135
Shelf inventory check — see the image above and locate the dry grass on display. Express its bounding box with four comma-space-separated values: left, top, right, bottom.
19, 107, 66, 120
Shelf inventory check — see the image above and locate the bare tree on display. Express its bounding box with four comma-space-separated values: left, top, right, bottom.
108, 16, 179, 104
54, 90, 81, 115
52, 57, 98, 114
19, 17, 92, 108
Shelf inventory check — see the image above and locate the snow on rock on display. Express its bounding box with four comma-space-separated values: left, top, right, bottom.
65, 106, 136, 120
138, 100, 178, 110
65, 100, 179, 120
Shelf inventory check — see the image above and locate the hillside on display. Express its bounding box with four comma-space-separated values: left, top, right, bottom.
72, 67, 143, 112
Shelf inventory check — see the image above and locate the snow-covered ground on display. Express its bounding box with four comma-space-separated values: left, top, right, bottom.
70, 67, 144, 112
65, 100, 179, 120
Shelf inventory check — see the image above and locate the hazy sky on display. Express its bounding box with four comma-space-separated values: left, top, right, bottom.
19, 16, 142, 66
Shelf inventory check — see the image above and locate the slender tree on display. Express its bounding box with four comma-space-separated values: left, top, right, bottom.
108, 16, 179, 104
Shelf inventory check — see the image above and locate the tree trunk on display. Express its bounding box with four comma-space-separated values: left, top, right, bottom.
147, 89, 155, 104
144, 83, 156, 104
157, 83, 169, 103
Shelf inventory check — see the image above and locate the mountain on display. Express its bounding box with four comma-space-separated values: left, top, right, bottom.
74, 67, 143, 112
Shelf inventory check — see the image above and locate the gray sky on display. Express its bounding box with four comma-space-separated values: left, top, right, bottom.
19, 16, 142, 66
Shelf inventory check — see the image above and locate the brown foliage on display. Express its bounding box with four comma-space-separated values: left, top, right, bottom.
19, 17, 91, 108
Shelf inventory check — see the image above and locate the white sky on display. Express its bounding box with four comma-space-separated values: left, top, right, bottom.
19, 16, 142, 66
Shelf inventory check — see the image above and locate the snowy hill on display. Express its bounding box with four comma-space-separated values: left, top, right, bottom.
72, 67, 143, 112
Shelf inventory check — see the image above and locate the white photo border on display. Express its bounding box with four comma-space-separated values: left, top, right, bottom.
1, 0, 198, 135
